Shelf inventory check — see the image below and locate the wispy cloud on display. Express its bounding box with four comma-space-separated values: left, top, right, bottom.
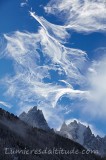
45, 0, 106, 32
0, 100, 12, 108
20, 0, 28, 7
30, 11, 69, 43
0, 11, 89, 125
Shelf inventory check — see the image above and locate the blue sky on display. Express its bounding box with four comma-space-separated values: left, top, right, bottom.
0, 0, 106, 136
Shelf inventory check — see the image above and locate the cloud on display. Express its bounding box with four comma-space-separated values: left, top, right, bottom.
0, 100, 12, 108
51, 88, 89, 108
20, 0, 28, 7
29, 12, 87, 82
45, 0, 106, 32
30, 11, 69, 43
20, 3, 27, 7
84, 55, 106, 119
0, 11, 89, 127
2, 20, 87, 108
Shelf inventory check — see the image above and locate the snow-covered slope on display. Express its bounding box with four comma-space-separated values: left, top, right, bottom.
19, 106, 50, 131
58, 120, 106, 156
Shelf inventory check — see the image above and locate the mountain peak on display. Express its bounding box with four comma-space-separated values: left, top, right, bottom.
69, 120, 78, 126
28, 106, 38, 112
20, 111, 26, 116
73, 120, 78, 124
58, 120, 106, 156
19, 106, 50, 131
60, 121, 68, 131
85, 125, 92, 135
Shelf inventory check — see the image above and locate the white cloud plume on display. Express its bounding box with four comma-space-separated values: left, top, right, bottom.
30, 11, 69, 43
45, 0, 106, 32
0, 100, 12, 108
85, 55, 106, 119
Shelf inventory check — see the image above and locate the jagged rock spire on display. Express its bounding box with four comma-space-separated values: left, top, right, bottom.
19, 106, 50, 131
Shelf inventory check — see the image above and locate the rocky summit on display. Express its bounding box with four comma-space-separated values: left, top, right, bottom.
58, 120, 106, 156
19, 106, 50, 131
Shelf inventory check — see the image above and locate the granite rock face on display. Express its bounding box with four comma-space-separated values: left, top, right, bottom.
58, 120, 106, 156
19, 106, 50, 131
